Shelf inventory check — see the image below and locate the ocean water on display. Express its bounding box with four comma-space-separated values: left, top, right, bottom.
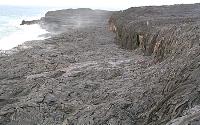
0, 6, 52, 50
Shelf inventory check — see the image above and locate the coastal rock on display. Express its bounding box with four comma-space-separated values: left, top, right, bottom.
109, 3, 200, 62
109, 3, 200, 125
41, 8, 113, 32
20, 19, 41, 25
1, 4, 200, 125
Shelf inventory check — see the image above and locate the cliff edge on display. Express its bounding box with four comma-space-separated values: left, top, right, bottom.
109, 3, 200, 125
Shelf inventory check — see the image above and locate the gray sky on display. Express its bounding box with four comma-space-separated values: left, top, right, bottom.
0, 0, 200, 10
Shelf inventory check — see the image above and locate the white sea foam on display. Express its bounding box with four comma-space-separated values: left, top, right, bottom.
0, 6, 63, 51
0, 24, 49, 50
0, 6, 52, 51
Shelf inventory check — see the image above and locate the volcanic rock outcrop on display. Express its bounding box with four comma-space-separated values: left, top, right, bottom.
109, 3, 200, 125
41, 8, 113, 32
20, 19, 41, 25
109, 4, 200, 62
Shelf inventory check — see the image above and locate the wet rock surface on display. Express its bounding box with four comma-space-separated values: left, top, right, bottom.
1, 4, 200, 125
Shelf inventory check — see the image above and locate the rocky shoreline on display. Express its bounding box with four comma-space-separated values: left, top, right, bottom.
1, 4, 200, 125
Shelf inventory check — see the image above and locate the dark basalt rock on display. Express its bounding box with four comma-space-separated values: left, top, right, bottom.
2, 5, 200, 125
109, 3, 200, 62
20, 19, 40, 25
41, 8, 113, 32
109, 3, 200, 125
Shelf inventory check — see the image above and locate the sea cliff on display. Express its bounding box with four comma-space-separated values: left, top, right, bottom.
109, 3, 200, 124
